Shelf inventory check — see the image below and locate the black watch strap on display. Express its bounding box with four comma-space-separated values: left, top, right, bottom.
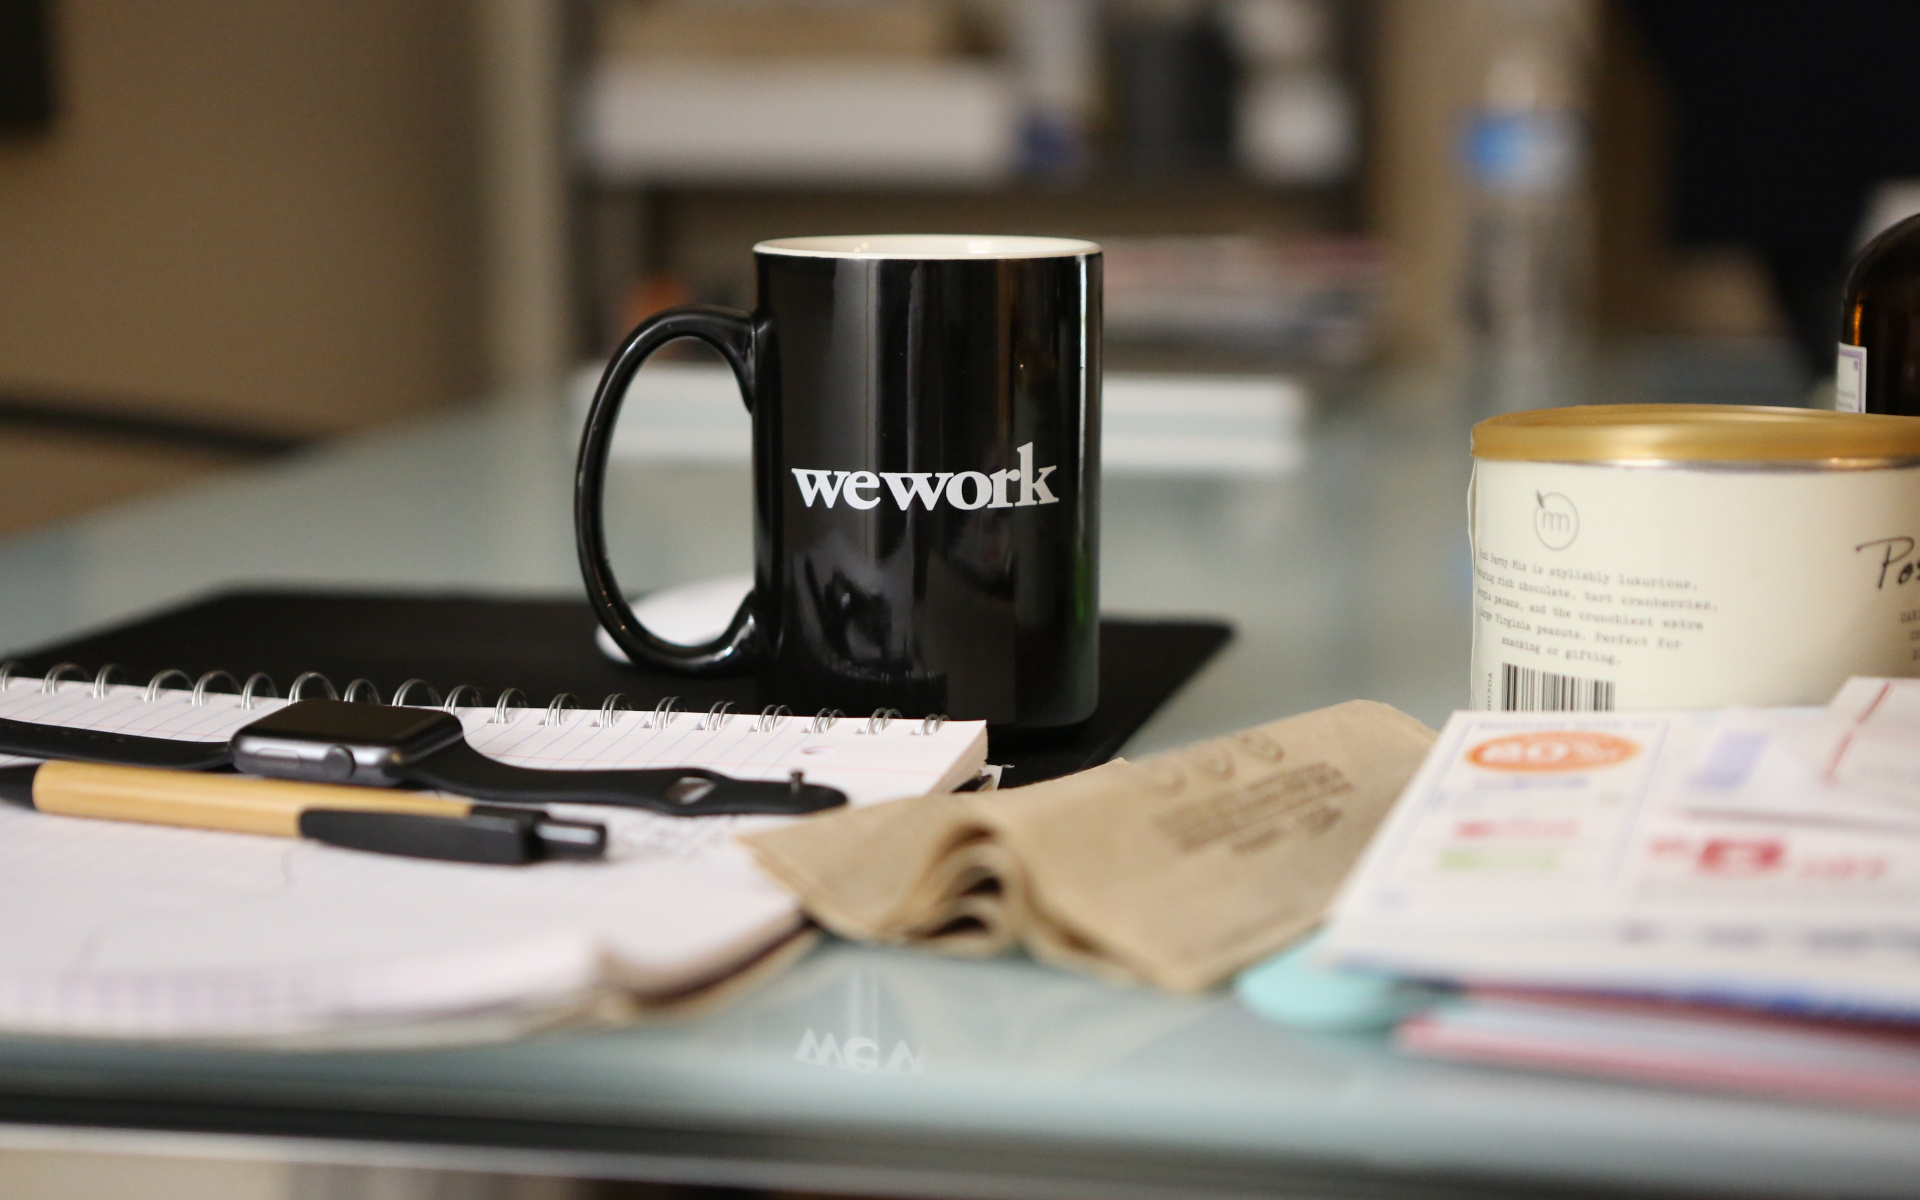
399, 739, 845, 817
0, 705, 847, 816
0, 717, 233, 771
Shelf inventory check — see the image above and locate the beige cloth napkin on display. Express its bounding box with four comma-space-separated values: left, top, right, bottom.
743, 700, 1437, 992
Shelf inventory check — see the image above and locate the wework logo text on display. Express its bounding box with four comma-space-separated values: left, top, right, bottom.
792, 442, 1059, 511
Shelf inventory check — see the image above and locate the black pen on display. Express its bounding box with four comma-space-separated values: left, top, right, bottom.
0, 761, 606, 865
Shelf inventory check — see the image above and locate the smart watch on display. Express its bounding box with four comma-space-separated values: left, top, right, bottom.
0, 699, 845, 817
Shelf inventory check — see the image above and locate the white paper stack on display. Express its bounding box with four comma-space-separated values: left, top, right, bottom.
1322, 688, 1920, 1020
1399, 988, 1920, 1110
0, 678, 986, 1040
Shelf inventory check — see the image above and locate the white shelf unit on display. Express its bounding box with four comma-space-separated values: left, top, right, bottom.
580, 60, 1023, 187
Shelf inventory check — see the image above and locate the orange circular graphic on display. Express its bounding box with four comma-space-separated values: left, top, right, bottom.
1467, 730, 1640, 772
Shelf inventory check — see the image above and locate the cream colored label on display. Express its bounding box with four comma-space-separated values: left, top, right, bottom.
1470, 460, 1920, 710
1837, 342, 1866, 412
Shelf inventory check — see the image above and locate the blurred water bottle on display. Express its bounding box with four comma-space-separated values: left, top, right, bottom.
1460, 0, 1590, 412
1012, 0, 1102, 179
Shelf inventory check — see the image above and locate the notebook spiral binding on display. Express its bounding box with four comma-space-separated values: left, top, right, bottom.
0, 661, 950, 737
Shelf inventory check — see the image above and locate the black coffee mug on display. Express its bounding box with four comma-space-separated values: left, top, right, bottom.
575, 235, 1101, 729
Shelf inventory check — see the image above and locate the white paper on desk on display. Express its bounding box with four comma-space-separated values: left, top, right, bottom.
1324, 710, 1697, 923
0, 803, 802, 1038
1676, 706, 1920, 836
0, 677, 987, 1039
1804, 676, 1920, 806
1322, 709, 1920, 1019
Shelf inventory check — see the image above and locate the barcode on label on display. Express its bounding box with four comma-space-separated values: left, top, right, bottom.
1500, 663, 1615, 712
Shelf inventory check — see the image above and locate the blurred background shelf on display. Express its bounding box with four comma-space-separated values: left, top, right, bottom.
581, 61, 1024, 186
574, 362, 1309, 474
0, 0, 1870, 526
569, 0, 1374, 409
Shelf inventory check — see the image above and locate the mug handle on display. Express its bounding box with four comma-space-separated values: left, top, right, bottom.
574, 304, 761, 675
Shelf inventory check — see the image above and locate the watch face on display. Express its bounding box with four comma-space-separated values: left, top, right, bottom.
239, 700, 462, 750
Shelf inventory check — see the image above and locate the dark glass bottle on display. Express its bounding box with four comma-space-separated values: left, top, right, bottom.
1840, 212, 1920, 415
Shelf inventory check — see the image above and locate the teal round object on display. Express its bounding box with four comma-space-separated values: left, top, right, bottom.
1235, 933, 1440, 1033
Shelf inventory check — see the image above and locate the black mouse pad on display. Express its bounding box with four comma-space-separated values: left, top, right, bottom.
8, 589, 1233, 787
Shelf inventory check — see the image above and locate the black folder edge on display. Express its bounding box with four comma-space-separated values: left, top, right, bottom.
6, 589, 1234, 789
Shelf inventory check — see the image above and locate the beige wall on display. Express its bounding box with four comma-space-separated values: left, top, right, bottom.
1369, 0, 1504, 365
0, 0, 482, 439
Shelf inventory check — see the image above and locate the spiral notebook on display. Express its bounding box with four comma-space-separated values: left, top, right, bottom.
0, 662, 988, 802
0, 671, 986, 1040
10, 588, 1234, 787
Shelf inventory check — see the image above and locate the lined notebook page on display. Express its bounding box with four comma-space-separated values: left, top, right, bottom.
0, 800, 799, 1038
0, 679, 988, 805
0, 674, 987, 1038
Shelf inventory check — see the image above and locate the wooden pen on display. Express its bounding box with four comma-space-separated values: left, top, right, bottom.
0, 761, 606, 864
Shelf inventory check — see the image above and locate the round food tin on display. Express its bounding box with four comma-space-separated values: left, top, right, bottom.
1470, 404, 1920, 711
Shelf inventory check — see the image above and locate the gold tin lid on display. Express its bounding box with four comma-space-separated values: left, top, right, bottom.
1472, 404, 1920, 464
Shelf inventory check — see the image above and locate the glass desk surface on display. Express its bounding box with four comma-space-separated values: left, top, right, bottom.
0, 384, 1911, 1200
